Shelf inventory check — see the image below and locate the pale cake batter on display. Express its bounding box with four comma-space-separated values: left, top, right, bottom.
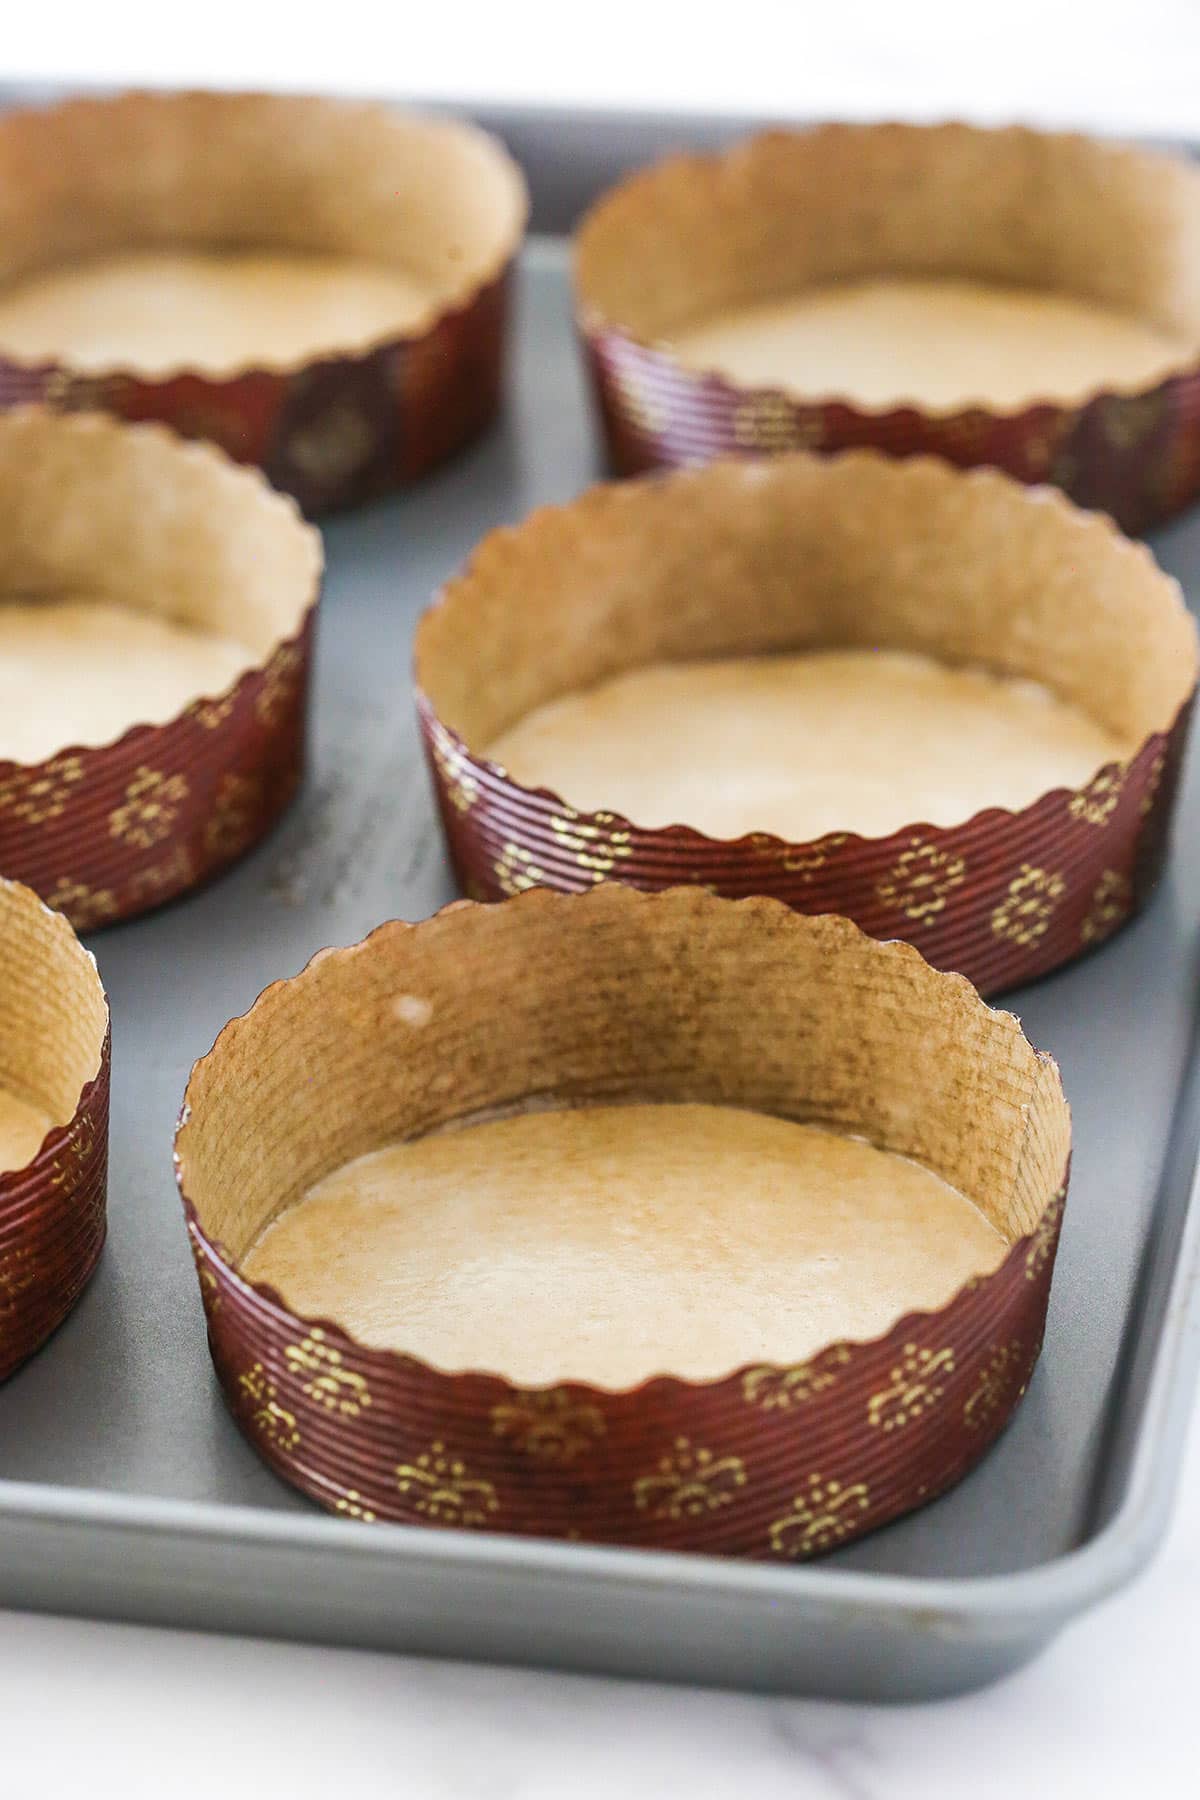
669, 276, 1188, 410
241, 1103, 1007, 1386
0, 250, 441, 376
0, 599, 255, 763
485, 648, 1129, 842
0, 1086, 51, 1174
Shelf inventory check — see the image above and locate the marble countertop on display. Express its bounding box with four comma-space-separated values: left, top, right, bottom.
3, 7, 1199, 1793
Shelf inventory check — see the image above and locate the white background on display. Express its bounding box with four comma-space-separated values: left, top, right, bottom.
4, 5, 1200, 1793
9, 0, 1200, 138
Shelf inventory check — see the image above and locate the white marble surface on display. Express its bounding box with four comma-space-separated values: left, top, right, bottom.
3, 6, 1200, 1793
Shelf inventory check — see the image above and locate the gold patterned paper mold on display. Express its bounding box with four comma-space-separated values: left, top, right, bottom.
0, 408, 322, 929
176, 885, 1071, 1555
415, 451, 1197, 995
0, 91, 529, 513
0, 878, 110, 1381
575, 122, 1200, 533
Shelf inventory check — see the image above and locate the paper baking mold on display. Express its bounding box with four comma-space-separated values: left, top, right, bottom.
575, 123, 1200, 534
0, 877, 109, 1381
0, 407, 322, 930
176, 885, 1070, 1556
415, 451, 1196, 995
0, 90, 529, 512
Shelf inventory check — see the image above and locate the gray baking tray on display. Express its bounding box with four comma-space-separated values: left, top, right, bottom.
0, 103, 1199, 1702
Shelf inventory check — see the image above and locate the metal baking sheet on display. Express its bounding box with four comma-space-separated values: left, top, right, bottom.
1, 104, 1199, 1701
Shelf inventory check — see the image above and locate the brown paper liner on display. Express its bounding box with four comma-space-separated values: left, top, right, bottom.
0, 408, 322, 931
0, 878, 109, 1380
0, 92, 529, 513
415, 451, 1197, 996
176, 886, 1070, 1556
575, 123, 1200, 533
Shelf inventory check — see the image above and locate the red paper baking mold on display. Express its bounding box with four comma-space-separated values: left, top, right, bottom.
176, 886, 1070, 1557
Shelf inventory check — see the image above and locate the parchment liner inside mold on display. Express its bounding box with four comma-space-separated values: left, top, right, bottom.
0, 91, 529, 512
0, 407, 322, 932
415, 452, 1198, 995
0, 877, 109, 1382
575, 123, 1200, 533
176, 885, 1070, 1555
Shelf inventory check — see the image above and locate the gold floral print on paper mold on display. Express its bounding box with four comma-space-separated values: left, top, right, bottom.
768, 1474, 871, 1558
1081, 869, 1131, 946
284, 1327, 371, 1418
287, 401, 374, 488
394, 1442, 500, 1527
334, 1490, 378, 1523
189, 1234, 221, 1314
491, 1388, 606, 1463
204, 771, 263, 860
40, 368, 76, 408
867, 1345, 956, 1433
935, 411, 991, 461
1069, 766, 1125, 827
494, 841, 546, 896
49, 1118, 94, 1190
876, 840, 966, 926
256, 645, 303, 729
633, 1437, 747, 1522
0, 1248, 35, 1314
41, 370, 112, 412
109, 766, 188, 850
130, 842, 195, 902
759, 834, 849, 880
1102, 389, 1168, 455
238, 1363, 300, 1452
1140, 749, 1166, 818
429, 723, 479, 816
964, 1340, 1026, 1431
548, 809, 633, 880
741, 1347, 852, 1410
42, 878, 119, 931
990, 864, 1066, 948
732, 391, 821, 453
196, 694, 237, 732
0, 754, 83, 826
1026, 1189, 1065, 1284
